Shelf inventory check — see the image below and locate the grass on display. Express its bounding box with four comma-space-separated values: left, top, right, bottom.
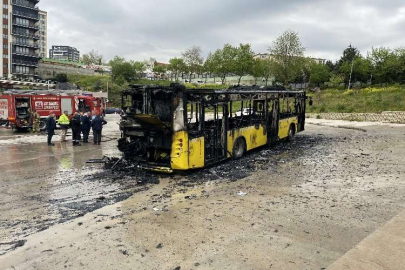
307, 85, 405, 113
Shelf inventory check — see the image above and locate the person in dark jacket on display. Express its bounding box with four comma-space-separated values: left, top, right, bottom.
91, 113, 107, 145
46, 112, 56, 146
81, 112, 91, 143
70, 112, 82, 146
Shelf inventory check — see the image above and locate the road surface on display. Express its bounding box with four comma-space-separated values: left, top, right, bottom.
1, 117, 405, 269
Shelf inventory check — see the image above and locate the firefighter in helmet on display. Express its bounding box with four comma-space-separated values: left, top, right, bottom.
31, 110, 41, 133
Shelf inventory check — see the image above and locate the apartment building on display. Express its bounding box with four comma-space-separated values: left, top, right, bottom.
49, 46, 80, 62
0, 0, 42, 80
38, 9, 46, 58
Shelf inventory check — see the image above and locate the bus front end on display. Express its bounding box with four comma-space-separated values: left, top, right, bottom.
118, 84, 188, 173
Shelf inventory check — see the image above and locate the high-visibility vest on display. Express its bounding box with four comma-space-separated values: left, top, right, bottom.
59, 114, 70, 125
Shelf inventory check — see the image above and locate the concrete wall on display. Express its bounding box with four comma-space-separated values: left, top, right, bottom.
306, 112, 405, 124
37, 62, 95, 79
178, 75, 275, 86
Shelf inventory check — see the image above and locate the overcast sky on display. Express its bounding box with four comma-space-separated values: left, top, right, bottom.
40, 0, 405, 63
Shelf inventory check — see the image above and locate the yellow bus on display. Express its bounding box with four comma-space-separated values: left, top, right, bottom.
119, 84, 307, 173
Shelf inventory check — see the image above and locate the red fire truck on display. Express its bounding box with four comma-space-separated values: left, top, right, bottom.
0, 90, 105, 130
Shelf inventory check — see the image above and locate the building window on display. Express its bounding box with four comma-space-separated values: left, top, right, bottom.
3, 25, 8, 29
15, 17, 30, 26
3, 64, 7, 69
3, 4, 8, 9
3, 54, 8, 59
3, 34, 7, 39
15, 65, 29, 74
2, 14, 8, 19
16, 46, 30, 54
3, 44, 7, 49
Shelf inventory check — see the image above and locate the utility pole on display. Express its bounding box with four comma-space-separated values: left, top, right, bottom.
106, 81, 109, 108
348, 60, 354, 90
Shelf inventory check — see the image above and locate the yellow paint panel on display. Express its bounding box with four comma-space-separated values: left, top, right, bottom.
171, 131, 205, 170
227, 125, 268, 157
170, 131, 189, 170
279, 117, 298, 139
189, 137, 205, 169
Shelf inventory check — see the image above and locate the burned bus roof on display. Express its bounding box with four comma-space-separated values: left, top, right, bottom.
122, 84, 305, 96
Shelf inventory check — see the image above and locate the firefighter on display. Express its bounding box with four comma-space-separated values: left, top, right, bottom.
70, 112, 82, 146
91, 113, 107, 145
46, 112, 56, 146
81, 112, 91, 143
59, 111, 70, 142
31, 110, 41, 134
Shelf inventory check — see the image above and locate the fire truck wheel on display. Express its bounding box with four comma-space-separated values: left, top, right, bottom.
39, 120, 47, 131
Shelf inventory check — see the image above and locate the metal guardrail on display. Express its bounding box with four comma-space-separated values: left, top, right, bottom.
12, 21, 39, 30
12, 10, 39, 20
12, 41, 39, 49
306, 112, 405, 124
12, 0, 38, 10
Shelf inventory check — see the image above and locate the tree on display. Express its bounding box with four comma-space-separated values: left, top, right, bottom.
233, 44, 255, 85
82, 50, 104, 65
308, 61, 331, 86
53, 73, 68, 83
367, 47, 398, 84
109, 56, 134, 83
395, 48, 405, 83
338, 45, 360, 66
325, 60, 335, 72
251, 58, 275, 86
269, 29, 306, 86
131, 61, 146, 79
182, 46, 204, 81
168, 58, 186, 81
153, 64, 167, 79
329, 74, 345, 87
208, 44, 237, 85
339, 56, 371, 85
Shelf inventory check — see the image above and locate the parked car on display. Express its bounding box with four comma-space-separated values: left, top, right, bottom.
105, 107, 122, 114
235, 108, 252, 117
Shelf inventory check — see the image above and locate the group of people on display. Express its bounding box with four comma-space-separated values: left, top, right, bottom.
46, 111, 107, 147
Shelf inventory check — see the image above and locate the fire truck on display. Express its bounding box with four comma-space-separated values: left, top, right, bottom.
0, 90, 105, 130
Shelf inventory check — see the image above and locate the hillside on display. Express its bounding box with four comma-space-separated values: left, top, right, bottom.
307, 86, 405, 113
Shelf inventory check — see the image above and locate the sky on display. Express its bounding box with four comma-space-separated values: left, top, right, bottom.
40, 0, 405, 63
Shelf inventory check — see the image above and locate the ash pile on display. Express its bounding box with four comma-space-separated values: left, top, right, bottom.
88, 156, 160, 185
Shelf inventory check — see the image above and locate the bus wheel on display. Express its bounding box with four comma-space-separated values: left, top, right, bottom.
287, 125, 295, 142
233, 138, 246, 159
39, 120, 47, 131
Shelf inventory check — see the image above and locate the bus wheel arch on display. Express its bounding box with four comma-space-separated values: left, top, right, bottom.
287, 123, 296, 142
232, 136, 246, 159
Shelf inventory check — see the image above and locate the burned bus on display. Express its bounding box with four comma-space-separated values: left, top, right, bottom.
118, 84, 307, 173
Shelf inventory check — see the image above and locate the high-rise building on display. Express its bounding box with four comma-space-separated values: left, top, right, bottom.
38, 9, 47, 58
49, 46, 80, 62
0, 0, 42, 80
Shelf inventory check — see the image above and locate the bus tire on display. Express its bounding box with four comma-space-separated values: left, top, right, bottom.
39, 120, 47, 131
287, 124, 296, 142
233, 138, 246, 159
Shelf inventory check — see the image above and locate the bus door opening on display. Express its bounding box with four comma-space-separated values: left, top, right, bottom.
203, 96, 228, 165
